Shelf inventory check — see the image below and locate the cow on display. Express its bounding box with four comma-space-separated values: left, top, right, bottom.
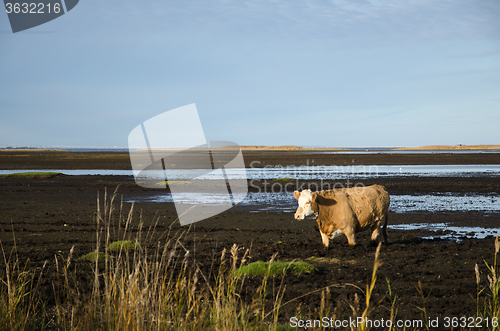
293, 185, 390, 248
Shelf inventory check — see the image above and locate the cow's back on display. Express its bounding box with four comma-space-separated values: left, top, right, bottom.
345, 185, 389, 227
316, 185, 390, 232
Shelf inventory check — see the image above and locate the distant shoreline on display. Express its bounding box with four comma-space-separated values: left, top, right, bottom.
393, 144, 500, 151
0, 144, 499, 152
241, 144, 500, 151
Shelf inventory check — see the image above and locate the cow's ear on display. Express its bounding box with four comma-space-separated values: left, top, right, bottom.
311, 193, 317, 202
293, 191, 300, 200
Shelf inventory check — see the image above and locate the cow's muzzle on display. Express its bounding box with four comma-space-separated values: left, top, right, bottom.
294, 214, 303, 220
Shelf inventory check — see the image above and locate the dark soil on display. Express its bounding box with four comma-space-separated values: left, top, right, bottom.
0, 152, 499, 327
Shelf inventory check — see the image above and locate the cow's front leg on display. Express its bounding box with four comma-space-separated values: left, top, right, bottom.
344, 227, 357, 246
320, 230, 330, 248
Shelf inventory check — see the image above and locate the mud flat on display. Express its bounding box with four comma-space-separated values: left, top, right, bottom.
0, 151, 499, 324
1, 149, 500, 169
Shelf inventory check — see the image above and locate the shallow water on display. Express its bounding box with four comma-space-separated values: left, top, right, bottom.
0, 169, 132, 176
242, 165, 500, 180
129, 192, 500, 241
129, 192, 500, 214
389, 193, 500, 213
1, 164, 500, 179
3, 168, 498, 240
389, 223, 499, 240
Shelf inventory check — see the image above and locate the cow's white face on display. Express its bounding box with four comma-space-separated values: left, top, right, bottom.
294, 189, 317, 220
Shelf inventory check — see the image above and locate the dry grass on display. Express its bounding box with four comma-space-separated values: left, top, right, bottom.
473, 235, 500, 331
0, 241, 47, 330
28, 188, 295, 330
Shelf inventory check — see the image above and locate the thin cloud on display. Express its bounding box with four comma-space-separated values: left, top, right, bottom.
446, 48, 500, 59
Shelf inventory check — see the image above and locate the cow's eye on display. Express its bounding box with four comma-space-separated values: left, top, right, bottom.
305, 202, 310, 205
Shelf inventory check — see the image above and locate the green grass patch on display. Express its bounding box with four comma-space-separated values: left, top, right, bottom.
274, 178, 295, 181
106, 240, 141, 251
234, 260, 316, 278
80, 252, 113, 262
0, 172, 63, 178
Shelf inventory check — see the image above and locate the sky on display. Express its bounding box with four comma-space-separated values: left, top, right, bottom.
0, 0, 499, 148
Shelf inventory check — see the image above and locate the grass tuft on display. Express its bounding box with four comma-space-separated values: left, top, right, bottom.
234, 260, 316, 278
106, 240, 141, 251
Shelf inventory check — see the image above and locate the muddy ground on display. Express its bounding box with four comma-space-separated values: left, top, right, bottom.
1, 150, 500, 169
1, 151, 500, 327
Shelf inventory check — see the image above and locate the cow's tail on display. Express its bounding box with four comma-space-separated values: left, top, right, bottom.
382, 213, 389, 244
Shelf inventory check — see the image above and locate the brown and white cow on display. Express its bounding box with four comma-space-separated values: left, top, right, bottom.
293, 185, 390, 247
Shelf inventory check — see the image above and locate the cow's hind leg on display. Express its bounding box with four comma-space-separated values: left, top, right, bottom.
370, 223, 381, 242
368, 223, 382, 247
382, 213, 390, 244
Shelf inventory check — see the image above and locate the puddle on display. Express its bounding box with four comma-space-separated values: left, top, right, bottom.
389, 223, 500, 241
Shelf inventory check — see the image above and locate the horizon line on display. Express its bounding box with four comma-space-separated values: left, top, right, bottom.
1, 144, 499, 151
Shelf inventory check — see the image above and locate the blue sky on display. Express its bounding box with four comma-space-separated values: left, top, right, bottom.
1, 0, 499, 147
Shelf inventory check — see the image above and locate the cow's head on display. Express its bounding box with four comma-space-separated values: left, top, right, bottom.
294, 189, 317, 220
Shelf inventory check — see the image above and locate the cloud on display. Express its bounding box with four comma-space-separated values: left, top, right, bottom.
142, 0, 500, 48
52, 0, 499, 54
